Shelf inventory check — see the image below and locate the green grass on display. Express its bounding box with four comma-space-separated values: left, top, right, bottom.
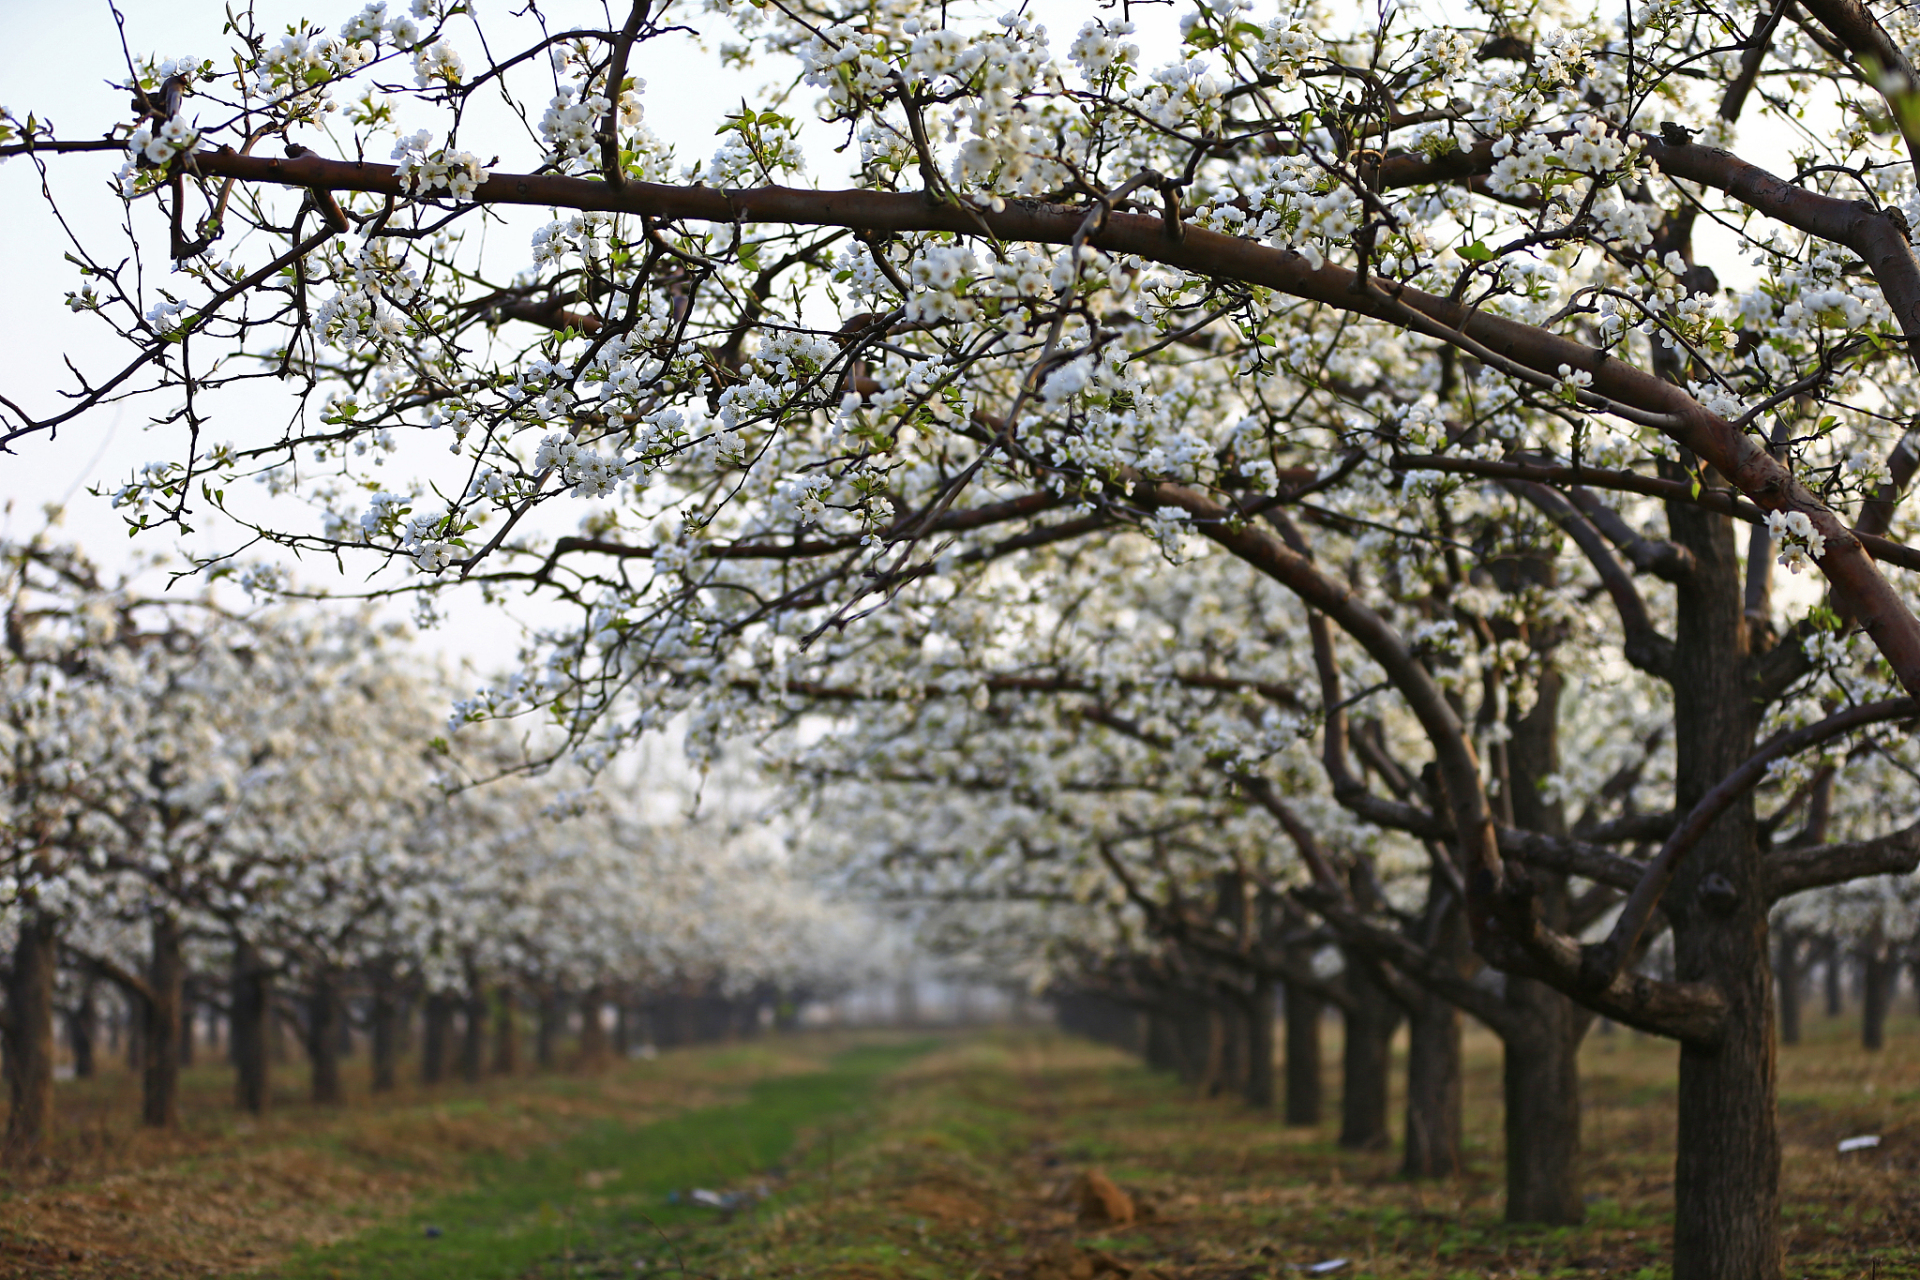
278, 1039, 937, 1280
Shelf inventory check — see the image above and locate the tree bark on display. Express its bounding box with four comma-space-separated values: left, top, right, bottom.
67, 973, 97, 1080
1666, 494, 1781, 1280
421, 991, 454, 1085
1823, 936, 1844, 1016
306, 967, 343, 1105
1282, 976, 1323, 1126
142, 914, 184, 1129
1212, 999, 1244, 1098
460, 982, 487, 1084
1401, 984, 1462, 1179
3, 910, 59, 1163
178, 987, 196, 1068
1338, 954, 1398, 1151
1860, 941, 1897, 1051
1775, 929, 1803, 1046
578, 985, 610, 1068
491, 984, 518, 1075
1501, 662, 1588, 1225
1242, 977, 1276, 1109
1502, 984, 1585, 1223
1144, 1010, 1177, 1073
230, 939, 271, 1114
370, 968, 398, 1093
536, 988, 562, 1070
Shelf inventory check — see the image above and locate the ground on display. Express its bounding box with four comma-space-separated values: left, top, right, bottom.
0, 1011, 1915, 1279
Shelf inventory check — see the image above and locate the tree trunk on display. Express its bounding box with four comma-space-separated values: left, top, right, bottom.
1860, 942, 1897, 1051
1242, 977, 1276, 1109
1212, 999, 1243, 1098
1503, 982, 1585, 1223
421, 991, 454, 1085
1401, 985, 1461, 1179
1338, 954, 1397, 1151
67, 974, 97, 1081
460, 984, 487, 1084
3, 910, 59, 1163
1666, 493, 1781, 1280
370, 969, 398, 1093
613, 998, 632, 1058
1144, 1010, 1177, 1073
1775, 929, 1803, 1047
536, 989, 562, 1070
230, 939, 271, 1114
141, 914, 184, 1129
1282, 976, 1322, 1126
306, 967, 343, 1105
126, 992, 144, 1072
1499, 658, 1588, 1224
578, 985, 610, 1067
1822, 936, 1844, 1016
491, 985, 518, 1074
178, 987, 196, 1068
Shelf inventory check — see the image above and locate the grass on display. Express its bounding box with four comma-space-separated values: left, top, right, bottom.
0, 1031, 931, 1277
673, 1013, 1920, 1280
280, 1037, 936, 1280
4, 1011, 1918, 1278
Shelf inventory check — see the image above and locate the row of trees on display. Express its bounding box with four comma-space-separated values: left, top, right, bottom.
13, 0, 1920, 1275
1, 538, 885, 1163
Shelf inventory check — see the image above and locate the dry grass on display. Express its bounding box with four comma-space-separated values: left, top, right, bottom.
686, 1014, 1920, 1280
3, 1015, 1917, 1279
0, 1035, 849, 1278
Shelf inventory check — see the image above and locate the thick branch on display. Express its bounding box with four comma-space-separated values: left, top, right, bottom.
1765, 818, 1920, 898
73, 147, 1914, 695
1394, 454, 1920, 573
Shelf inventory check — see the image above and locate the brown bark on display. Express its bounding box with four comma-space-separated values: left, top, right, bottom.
142, 914, 183, 1129
1242, 977, 1276, 1110
1775, 930, 1803, 1047
421, 991, 455, 1085
66, 974, 97, 1080
305, 967, 343, 1105
1665, 496, 1781, 1280
535, 988, 562, 1070
1401, 986, 1462, 1180
1281, 975, 1322, 1126
1338, 954, 1398, 1151
460, 984, 487, 1084
1401, 870, 1466, 1180
577, 985, 610, 1068
3, 911, 59, 1163
490, 985, 518, 1075
230, 939, 271, 1114
1144, 1010, 1177, 1073
1502, 662, 1588, 1225
1502, 982, 1584, 1223
1860, 940, 1898, 1051
369, 968, 398, 1093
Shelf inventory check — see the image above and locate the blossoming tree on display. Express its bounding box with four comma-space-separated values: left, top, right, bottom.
14, 0, 1920, 1272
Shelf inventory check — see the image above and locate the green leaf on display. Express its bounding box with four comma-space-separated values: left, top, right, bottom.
1455, 240, 1495, 263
